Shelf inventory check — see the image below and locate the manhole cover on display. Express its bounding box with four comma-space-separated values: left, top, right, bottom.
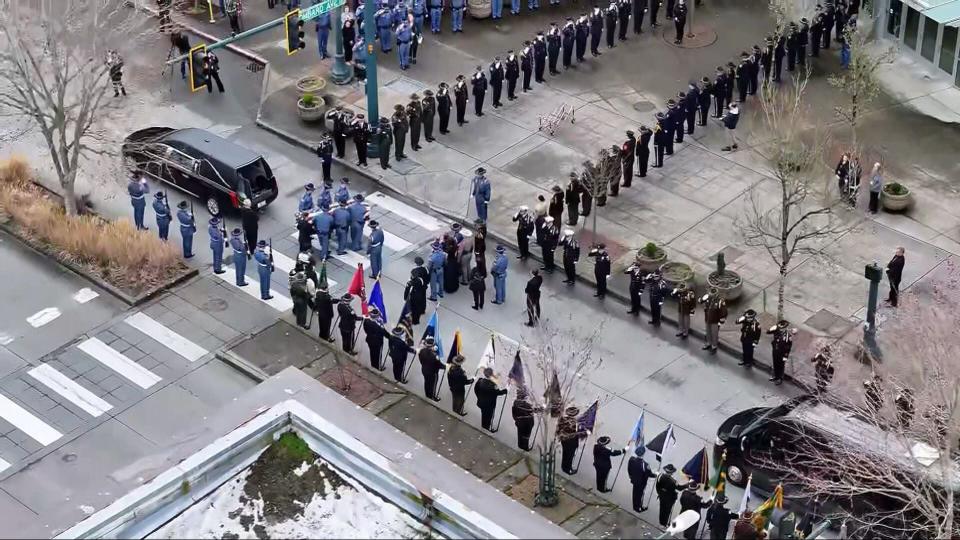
202, 298, 229, 312
633, 100, 657, 113
659, 23, 719, 49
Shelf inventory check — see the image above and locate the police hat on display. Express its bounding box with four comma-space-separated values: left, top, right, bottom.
800, 17, 808, 24
655, 112, 665, 120
715, 494, 729, 505
394, 103, 404, 112
475, 166, 487, 175
353, 193, 364, 201
410, 92, 420, 100
524, 40, 532, 45
741, 50, 749, 58
597, 436, 611, 445
456, 74, 465, 80
451, 354, 465, 365
392, 326, 405, 336
342, 293, 353, 301
305, 182, 315, 191
369, 219, 379, 228
414, 256, 424, 265
552, 185, 562, 192
564, 229, 574, 236
564, 406, 580, 417
753, 44, 761, 52
451, 222, 462, 231
496, 244, 506, 254
640, 124, 650, 132
701, 76, 710, 84
544, 216, 554, 223
667, 98, 677, 107
789, 20, 798, 27
424, 89, 434, 96
232, 227, 242, 235
177, 200, 188, 209
341, 177, 351, 184
663, 464, 677, 474
424, 336, 435, 345
475, 64, 483, 71
598, 242, 606, 249
494, 55, 501, 61
439, 81, 449, 88
209, 216, 220, 226
356, 113, 365, 119
743, 308, 757, 319
256, 239, 267, 247
727, 61, 736, 68
379, 116, 389, 124
531, 268, 540, 276
507, 49, 515, 54
154, 191, 165, 199
298, 252, 311, 263
626, 129, 635, 137
368, 306, 380, 316
431, 241, 442, 251
777, 319, 790, 329
686, 481, 698, 490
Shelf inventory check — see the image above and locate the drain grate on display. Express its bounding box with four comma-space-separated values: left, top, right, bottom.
246, 61, 265, 73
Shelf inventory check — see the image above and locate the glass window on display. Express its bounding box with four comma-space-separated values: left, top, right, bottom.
921, 17, 939, 61
887, 0, 903, 37
940, 26, 957, 74
904, 7, 921, 50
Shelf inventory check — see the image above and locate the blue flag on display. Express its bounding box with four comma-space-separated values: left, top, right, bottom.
630, 410, 646, 455
577, 400, 599, 433
369, 280, 387, 324
420, 310, 443, 356
398, 299, 411, 325
682, 447, 710, 488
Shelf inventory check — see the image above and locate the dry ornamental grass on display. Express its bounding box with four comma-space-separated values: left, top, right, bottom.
0, 157, 187, 295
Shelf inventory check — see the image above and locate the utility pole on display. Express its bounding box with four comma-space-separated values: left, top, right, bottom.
363, 0, 380, 157
863, 262, 883, 362
330, 5, 352, 84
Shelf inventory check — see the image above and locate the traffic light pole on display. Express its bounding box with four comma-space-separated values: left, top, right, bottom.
363, 0, 380, 157
165, 16, 286, 65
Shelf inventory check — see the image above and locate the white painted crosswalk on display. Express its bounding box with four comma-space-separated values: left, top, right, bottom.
364, 223, 413, 252
124, 313, 208, 363
27, 364, 112, 418
270, 250, 297, 274
214, 267, 294, 312
77, 338, 162, 390
0, 456, 9, 474
0, 393, 62, 446
366, 191, 447, 231
290, 230, 371, 268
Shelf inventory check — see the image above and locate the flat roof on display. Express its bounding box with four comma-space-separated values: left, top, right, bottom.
163, 128, 260, 170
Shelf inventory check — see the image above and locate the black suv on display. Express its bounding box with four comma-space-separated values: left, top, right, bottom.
122, 127, 279, 216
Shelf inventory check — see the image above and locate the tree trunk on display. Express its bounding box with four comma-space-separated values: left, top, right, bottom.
591, 200, 598, 242
851, 93, 859, 151
777, 266, 787, 321
62, 169, 79, 217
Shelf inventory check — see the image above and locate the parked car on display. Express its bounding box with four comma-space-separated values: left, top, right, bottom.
122, 127, 279, 216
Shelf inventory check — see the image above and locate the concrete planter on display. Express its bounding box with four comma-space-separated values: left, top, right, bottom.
297, 96, 327, 123
881, 184, 911, 212
296, 75, 327, 96
468, 0, 491, 18
708, 270, 743, 301
635, 248, 667, 273
660, 262, 694, 289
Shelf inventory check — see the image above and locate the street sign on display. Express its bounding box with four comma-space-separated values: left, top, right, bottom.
300, 0, 346, 20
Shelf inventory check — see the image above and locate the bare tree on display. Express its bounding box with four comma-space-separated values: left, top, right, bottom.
828, 25, 896, 150
576, 149, 619, 244
736, 74, 852, 320
0, 0, 151, 215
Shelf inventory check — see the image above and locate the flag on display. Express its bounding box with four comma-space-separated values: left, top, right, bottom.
751, 484, 783, 532
682, 447, 710, 488
318, 260, 329, 290
446, 330, 462, 363
544, 371, 562, 413
421, 310, 443, 356
711, 449, 726, 492
645, 424, 677, 461
399, 299, 411, 324
369, 279, 387, 324
477, 334, 496, 373
347, 263, 368, 315
714, 471, 727, 500
577, 400, 599, 433
629, 410, 646, 451
737, 474, 753, 515
507, 350, 525, 388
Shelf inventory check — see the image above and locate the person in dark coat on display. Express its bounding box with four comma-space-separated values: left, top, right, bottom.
404, 257, 429, 324
621, 130, 636, 187
655, 464, 683, 527
468, 265, 486, 310
627, 449, 655, 512
565, 177, 581, 226
474, 368, 508, 431
559, 406, 587, 473
447, 354, 473, 416
388, 326, 416, 382
525, 269, 543, 326
548, 185, 565, 225
637, 124, 652, 177
679, 482, 710, 540
442, 234, 461, 294
885, 246, 905, 307
473, 220, 488, 276
240, 201, 259, 257
363, 307, 388, 370
512, 388, 537, 451
706, 494, 737, 540
314, 285, 339, 342
419, 336, 444, 400
732, 511, 759, 540
337, 293, 362, 354
593, 436, 625, 492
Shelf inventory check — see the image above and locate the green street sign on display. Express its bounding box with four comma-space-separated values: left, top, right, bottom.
300, 0, 346, 20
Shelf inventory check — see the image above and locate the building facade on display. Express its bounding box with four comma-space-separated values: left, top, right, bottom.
873, 0, 960, 85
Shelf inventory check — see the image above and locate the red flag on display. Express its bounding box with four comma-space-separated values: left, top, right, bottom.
348, 263, 368, 315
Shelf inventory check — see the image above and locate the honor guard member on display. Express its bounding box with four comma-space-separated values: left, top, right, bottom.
471, 167, 491, 221
593, 436, 626, 492
574, 15, 590, 63
388, 325, 416, 381
335, 176, 351, 204
475, 368, 508, 431
509, 0, 520, 16
412, 0, 426, 32
299, 183, 316, 213
128, 175, 149, 230
655, 464, 683, 527
447, 355, 473, 415
153, 191, 171, 241
624, 258, 646, 314
437, 82, 452, 133
672, 0, 686, 44
646, 270, 668, 325
628, 447, 655, 512
636, 124, 652, 177
491, 244, 508, 304
774, 34, 786, 82
617, 0, 631, 41
745, 46, 759, 95
760, 36, 773, 82
723, 62, 735, 108
696, 77, 712, 125
736, 309, 761, 367
534, 32, 548, 81
649, 0, 660, 26
786, 21, 799, 72
367, 220, 385, 277
348, 193, 368, 251
540, 216, 559, 272
505, 51, 520, 100
767, 320, 795, 385
363, 306, 388, 369
377, 117, 393, 170
176, 201, 196, 258
454, 75, 469, 126
565, 176, 581, 225
652, 113, 667, 167
513, 389, 536, 450
699, 287, 727, 353
590, 7, 604, 56
684, 82, 699, 134
376, 5, 393, 52
512, 206, 535, 259
312, 206, 334, 260
671, 282, 696, 338
331, 106, 348, 158
736, 52, 749, 103
337, 293, 362, 354
427, 241, 445, 300
520, 42, 533, 91
228, 228, 247, 285
351, 113, 370, 166
560, 18, 575, 69
663, 99, 678, 154
810, 7, 823, 58
404, 257, 429, 323
822, 4, 835, 49
607, 144, 622, 197
797, 17, 810, 68
489, 57, 505, 108
407, 93, 423, 150
393, 1, 408, 27
633, 0, 647, 33
314, 284, 338, 342
206, 215, 226, 274
524, 269, 543, 326
428, 0, 442, 33
421, 90, 436, 141
558, 406, 587, 474
604, 2, 618, 49
548, 184, 565, 224
289, 269, 313, 329
332, 200, 351, 255
712, 66, 727, 117
547, 23, 562, 74
391, 104, 409, 160
316, 135, 334, 183
450, 0, 465, 32
396, 18, 413, 70
559, 230, 580, 284
419, 336, 444, 400
253, 240, 273, 300
673, 93, 687, 143
588, 243, 611, 298
706, 494, 737, 540
679, 482, 710, 540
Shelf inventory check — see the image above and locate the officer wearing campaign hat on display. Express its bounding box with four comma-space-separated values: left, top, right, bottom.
621, 129, 637, 187
337, 292, 362, 354
655, 464, 683, 527
736, 308, 762, 367
653, 112, 668, 168
679, 481, 708, 539
559, 229, 580, 284
363, 305, 387, 369
767, 319, 796, 385
706, 493, 737, 540
593, 435, 626, 492
299, 183, 316, 213
490, 244, 508, 304
471, 167, 491, 222
253, 239, 273, 301
152, 191, 171, 241
671, 280, 697, 338
388, 324, 415, 382
588, 243, 611, 298
367, 219, 384, 278
176, 200, 196, 259
418, 334, 444, 400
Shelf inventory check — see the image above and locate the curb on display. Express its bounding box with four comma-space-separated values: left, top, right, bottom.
215, 349, 269, 382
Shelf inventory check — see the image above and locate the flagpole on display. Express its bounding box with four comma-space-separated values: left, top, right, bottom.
402, 346, 418, 381
434, 364, 447, 398
644, 460, 663, 508
492, 391, 508, 432
527, 415, 540, 452
572, 434, 590, 474
609, 452, 628, 489
378, 346, 386, 371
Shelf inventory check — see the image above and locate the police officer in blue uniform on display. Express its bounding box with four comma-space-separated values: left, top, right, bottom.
427, 241, 445, 301
491, 0, 502, 19
153, 191, 171, 241
176, 201, 196, 258
299, 183, 316, 213
128, 175, 149, 230
412, 0, 426, 33
376, 5, 393, 52
396, 18, 413, 70
318, 180, 333, 210
336, 177, 351, 204
491, 244, 508, 304
646, 270, 668, 326
392, 1, 408, 27
253, 240, 274, 300
348, 193, 368, 251
313, 207, 334, 260
316, 11, 332, 59
209, 216, 226, 274
471, 167, 491, 222
450, 0, 465, 32
333, 199, 351, 255
428, 0, 442, 33
229, 227, 248, 286
367, 220, 385, 277
316, 135, 334, 183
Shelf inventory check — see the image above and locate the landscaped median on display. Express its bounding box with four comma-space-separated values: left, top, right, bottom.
0, 157, 195, 305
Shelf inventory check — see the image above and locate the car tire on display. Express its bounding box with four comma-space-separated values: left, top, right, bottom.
727, 464, 747, 487
205, 194, 221, 217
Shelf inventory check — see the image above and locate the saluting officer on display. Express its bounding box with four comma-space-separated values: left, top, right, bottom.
534, 31, 548, 82
561, 18, 576, 69
512, 205, 535, 259
454, 74, 469, 126
590, 7, 604, 57
604, 1, 618, 49
520, 42, 533, 92
624, 258, 646, 315
437, 82, 453, 134
588, 243, 611, 298
489, 56, 505, 108
646, 270, 668, 326
128, 174, 149, 230
153, 191, 171, 241
767, 320, 795, 385
547, 23, 561, 75
699, 287, 727, 353
575, 14, 590, 63
407, 93, 423, 151
736, 309, 761, 367
176, 201, 196, 258
559, 229, 580, 285
671, 281, 696, 338
505, 50, 520, 100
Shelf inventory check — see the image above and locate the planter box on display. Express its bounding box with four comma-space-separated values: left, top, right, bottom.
296, 75, 327, 96
707, 271, 743, 301
659, 261, 694, 289
635, 251, 667, 273
298, 96, 327, 123
468, 0, 492, 18
881, 189, 911, 212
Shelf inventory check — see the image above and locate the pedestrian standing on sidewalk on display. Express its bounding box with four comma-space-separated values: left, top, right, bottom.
447, 355, 473, 416
469, 265, 486, 310
524, 269, 543, 326
315, 10, 331, 58
720, 103, 739, 152
491, 245, 508, 304
225, 0, 241, 35
835, 152, 851, 194
811, 347, 835, 393
869, 162, 883, 214
885, 246, 905, 307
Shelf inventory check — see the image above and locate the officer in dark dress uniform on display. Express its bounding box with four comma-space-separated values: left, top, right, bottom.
561, 18, 575, 69
488, 57, 505, 108
437, 82, 452, 134
767, 319, 795, 385
590, 7, 604, 57
636, 124, 652, 177
547, 23, 562, 75
575, 15, 590, 63
697, 77, 712, 125
736, 309, 761, 367
652, 113, 667, 167
505, 51, 520, 100
593, 436, 625, 492
520, 42, 534, 91
655, 464, 683, 527
621, 130, 636, 186
534, 32, 548, 82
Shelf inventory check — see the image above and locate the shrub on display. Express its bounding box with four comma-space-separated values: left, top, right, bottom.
0, 157, 187, 295
301, 93, 317, 107
641, 242, 661, 258
884, 182, 908, 196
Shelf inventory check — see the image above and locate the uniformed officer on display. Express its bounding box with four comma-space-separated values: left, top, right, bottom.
636, 124, 652, 177
540, 216, 559, 272
663, 99, 678, 155
396, 18, 413, 70
672, 0, 686, 44
590, 7, 604, 57
646, 270, 667, 325
617, 0, 630, 41
363, 306, 388, 369
749, 45, 762, 95
512, 388, 536, 450
652, 113, 667, 168
633, 0, 647, 33
393, 1, 408, 27
338, 293, 362, 353
767, 320, 795, 385
774, 33, 786, 82
649, 0, 660, 26
314, 135, 334, 183
427, 241, 445, 300
450, 0, 465, 32
337, 176, 351, 204
736, 309, 761, 367
685, 81, 699, 135
253, 240, 273, 300
736, 52, 749, 103
448, 355, 474, 415
624, 259, 645, 315
628, 448, 655, 512
475, 368, 508, 430
312, 206, 334, 261
811, 7, 823, 58
419, 335, 444, 400
437, 82, 452, 133
376, 117, 393, 170
454, 74, 469, 126
128, 175, 149, 230
351, 113, 369, 166
606, 144, 622, 197
313, 284, 338, 342
655, 464, 683, 527
671, 282, 696, 338
559, 230, 580, 285
565, 176, 581, 225
205, 215, 224, 275
298, 183, 315, 214
699, 287, 727, 353
558, 406, 586, 473
588, 243, 611, 298
512, 205, 535, 259
547, 23, 561, 75
797, 17, 810, 69
428, 0, 442, 33
561, 18, 575, 69
471, 167, 491, 222
348, 194, 367, 251
520, 42, 533, 91
604, 2, 618, 49
593, 436, 626, 492
176, 201, 196, 258
489, 56, 505, 108
706, 494, 737, 540
367, 220, 385, 277
524, 268, 543, 326
407, 93, 423, 150
391, 104, 409, 160
679, 482, 710, 540
761, 36, 774, 82
534, 31, 548, 81
621, 130, 636, 187
412, 0, 426, 33
673, 93, 686, 144
332, 200, 351, 255
712, 66, 727, 117
331, 106, 348, 158
822, 4, 835, 49
421, 90, 436, 141
786, 21, 799, 72
153, 191, 171, 241
491, 244, 508, 304
388, 325, 416, 382
574, 15, 590, 63
376, 5, 393, 52
510, 0, 520, 16
505, 51, 520, 100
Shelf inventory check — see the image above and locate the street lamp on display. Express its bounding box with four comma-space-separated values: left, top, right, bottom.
863, 262, 883, 361
362, 0, 380, 157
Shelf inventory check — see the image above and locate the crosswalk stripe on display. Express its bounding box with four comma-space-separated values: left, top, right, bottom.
0, 393, 62, 446
26, 308, 61, 328
0, 457, 9, 473
72, 288, 99, 304
28, 364, 113, 418
270, 250, 296, 274
330, 249, 369, 269
364, 223, 412, 251
124, 313, 208, 362
214, 267, 294, 312
77, 338, 162, 390
367, 191, 447, 231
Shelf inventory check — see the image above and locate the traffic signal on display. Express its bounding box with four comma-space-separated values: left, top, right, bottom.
284, 9, 306, 55
188, 44, 207, 92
